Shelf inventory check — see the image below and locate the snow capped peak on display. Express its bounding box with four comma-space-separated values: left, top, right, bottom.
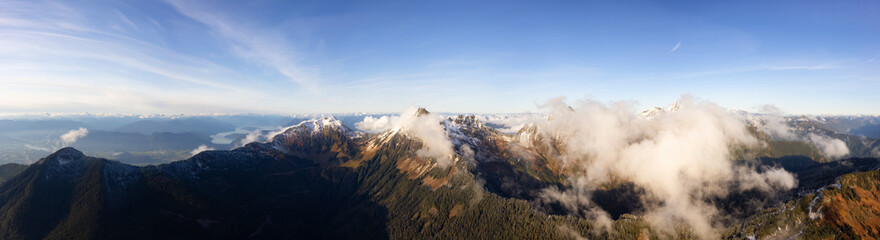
441, 115, 507, 161
640, 102, 681, 119
667, 101, 681, 112
301, 116, 346, 132
640, 107, 665, 118
259, 115, 358, 152
273, 116, 353, 139
447, 114, 482, 128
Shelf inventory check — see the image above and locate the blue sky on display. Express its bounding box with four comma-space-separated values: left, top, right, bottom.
1, 0, 878, 114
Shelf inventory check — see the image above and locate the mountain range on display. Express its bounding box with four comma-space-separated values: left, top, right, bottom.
0, 108, 878, 239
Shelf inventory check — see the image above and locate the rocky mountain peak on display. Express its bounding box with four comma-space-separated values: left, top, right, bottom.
414, 108, 430, 117
449, 114, 479, 128
45, 147, 85, 165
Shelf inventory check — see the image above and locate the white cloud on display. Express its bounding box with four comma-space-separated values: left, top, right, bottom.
668, 41, 681, 53
753, 104, 798, 141
239, 129, 266, 147
474, 114, 541, 134
190, 144, 215, 156
60, 127, 88, 146
530, 95, 796, 239
735, 166, 797, 192
356, 115, 400, 133
237, 125, 295, 147
748, 105, 854, 159
806, 133, 849, 159
24, 144, 52, 152
356, 107, 456, 168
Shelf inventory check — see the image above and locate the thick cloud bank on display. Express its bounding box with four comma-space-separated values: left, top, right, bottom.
531, 96, 796, 239
357, 107, 455, 168
60, 127, 89, 146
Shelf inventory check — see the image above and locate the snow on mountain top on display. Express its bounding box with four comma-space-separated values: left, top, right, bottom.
272, 116, 353, 139
301, 116, 346, 132
442, 117, 474, 147
639, 102, 681, 119
668, 101, 681, 111
236, 116, 357, 148
640, 107, 665, 118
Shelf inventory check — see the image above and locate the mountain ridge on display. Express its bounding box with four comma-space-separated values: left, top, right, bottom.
0, 112, 879, 239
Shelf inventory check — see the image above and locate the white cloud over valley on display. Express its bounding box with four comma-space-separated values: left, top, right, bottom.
60, 127, 89, 146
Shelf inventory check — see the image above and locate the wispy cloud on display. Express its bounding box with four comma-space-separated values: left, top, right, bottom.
668, 41, 681, 53
0, 0, 284, 113
113, 10, 138, 30
163, 0, 319, 90
647, 63, 842, 80
762, 65, 840, 70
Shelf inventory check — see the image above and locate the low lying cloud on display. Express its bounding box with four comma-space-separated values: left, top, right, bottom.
190, 144, 215, 156
753, 105, 798, 141
474, 114, 541, 134
240, 129, 269, 147
237, 126, 295, 147
735, 166, 798, 192
530, 96, 796, 239
24, 144, 52, 152
806, 133, 849, 159
752, 105, 851, 159
356, 107, 456, 168
60, 127, 89, 146
556, 225, 587, 240
541, 176, 614, 233
356, 115, 400, 133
